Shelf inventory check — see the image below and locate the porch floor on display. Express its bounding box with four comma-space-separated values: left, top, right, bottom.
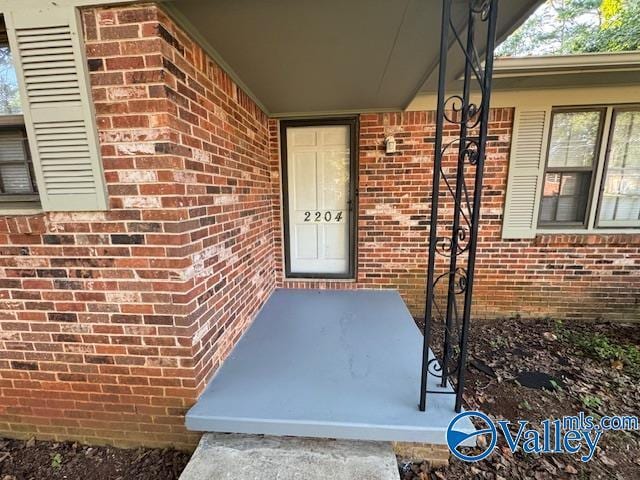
185, 289, 474, 444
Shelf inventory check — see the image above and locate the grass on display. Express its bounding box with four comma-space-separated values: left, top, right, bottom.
555, 320, 640, 377
51, 453, 62, 470
580, 394, 603, 409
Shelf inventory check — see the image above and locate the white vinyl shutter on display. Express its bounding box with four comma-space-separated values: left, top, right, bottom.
502, 109, 550, 239
5, 6, 107, 212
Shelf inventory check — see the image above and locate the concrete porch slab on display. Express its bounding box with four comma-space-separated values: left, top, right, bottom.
179, 433, 400, 480
186, 289, 474, 445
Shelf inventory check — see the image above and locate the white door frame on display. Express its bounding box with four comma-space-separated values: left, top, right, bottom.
280, 117, 358, 279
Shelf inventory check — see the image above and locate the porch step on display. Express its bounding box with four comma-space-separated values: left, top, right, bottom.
179, 433, 400, 480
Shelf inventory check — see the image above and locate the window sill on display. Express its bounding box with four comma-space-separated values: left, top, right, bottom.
283, 276, 357, 283
1, 208, 43, 216
536, 228, 639, 235
0, 201, 42, 216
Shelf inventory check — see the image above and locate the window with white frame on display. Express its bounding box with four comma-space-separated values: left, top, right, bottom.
539, 106, 640, 230
0, 18, 38, 207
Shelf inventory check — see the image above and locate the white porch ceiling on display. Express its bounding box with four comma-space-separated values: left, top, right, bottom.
165, 0, 542, 116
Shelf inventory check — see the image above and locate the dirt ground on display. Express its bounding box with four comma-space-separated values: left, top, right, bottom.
1, 318, 638, 480
401, 317, 640, 480
0, 438, 189, 480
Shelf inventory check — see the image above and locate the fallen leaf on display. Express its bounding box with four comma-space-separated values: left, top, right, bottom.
541, 459, 557, 474
600, 455, 617, 467
565, 465, 578, 474
470, 358, 497, 378
500, 446, 512, 455
611, 360, 624, 370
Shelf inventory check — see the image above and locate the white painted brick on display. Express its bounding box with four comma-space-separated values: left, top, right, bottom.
107, 86, 147, 101
116, 143, 157, 156
118, 170, 158, 183
106, 291, 141, 303
122, 196, 162, 208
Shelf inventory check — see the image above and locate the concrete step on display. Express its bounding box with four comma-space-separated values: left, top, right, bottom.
179, 433, 400, 480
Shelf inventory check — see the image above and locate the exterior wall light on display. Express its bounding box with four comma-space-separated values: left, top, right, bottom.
384, 135, 397, 154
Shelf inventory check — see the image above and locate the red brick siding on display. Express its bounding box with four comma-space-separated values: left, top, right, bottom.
270, 111, 640, 321
0, 3, 274, 449
475, 234, 640, 321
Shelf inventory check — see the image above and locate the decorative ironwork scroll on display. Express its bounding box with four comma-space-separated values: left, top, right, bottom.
419, 0, 498, 413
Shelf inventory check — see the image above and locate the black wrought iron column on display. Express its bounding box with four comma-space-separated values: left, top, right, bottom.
419, 0, 498, 413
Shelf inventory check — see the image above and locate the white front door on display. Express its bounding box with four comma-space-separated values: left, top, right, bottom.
284, 123, 353, 277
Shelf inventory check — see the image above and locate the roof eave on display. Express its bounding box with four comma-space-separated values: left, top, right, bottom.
493, 51, 640, 77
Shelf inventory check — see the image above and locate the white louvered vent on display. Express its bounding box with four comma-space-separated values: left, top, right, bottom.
502, 109, 549, 239
16, 25, 82, 106
6, 7, 107, 211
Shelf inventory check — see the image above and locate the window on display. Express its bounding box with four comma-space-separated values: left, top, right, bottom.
0, 18, 38, 207
598, 109, 640, 227
539, 109, 603, 226
538, 106, 640, 230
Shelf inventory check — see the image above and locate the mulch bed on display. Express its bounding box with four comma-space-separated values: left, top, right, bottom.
0, 437, 189, 480
401, 317, 640, 480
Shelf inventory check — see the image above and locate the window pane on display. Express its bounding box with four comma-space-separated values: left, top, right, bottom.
540, 172, 591, 224
0, 129, 34, 195
556, 195, 586, 222
543, 172, 560, 196
540, 196, 557, 223
0, 163, 31, 193
598, 110, 640, 224
0, 45, 21, 115
548, 111, 601, 168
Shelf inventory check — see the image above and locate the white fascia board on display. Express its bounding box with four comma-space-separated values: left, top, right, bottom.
0, 0, 150, 9
493, 51, 640, 76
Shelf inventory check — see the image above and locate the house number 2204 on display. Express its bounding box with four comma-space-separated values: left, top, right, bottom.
303, 211, 343, 222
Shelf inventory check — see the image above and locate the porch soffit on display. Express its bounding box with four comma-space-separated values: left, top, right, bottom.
164, 0, 542, 117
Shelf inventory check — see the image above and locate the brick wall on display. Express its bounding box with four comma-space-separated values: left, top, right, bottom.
270, 110, 640, 321
0, 3, 274, 449
475, 233, 640, 320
